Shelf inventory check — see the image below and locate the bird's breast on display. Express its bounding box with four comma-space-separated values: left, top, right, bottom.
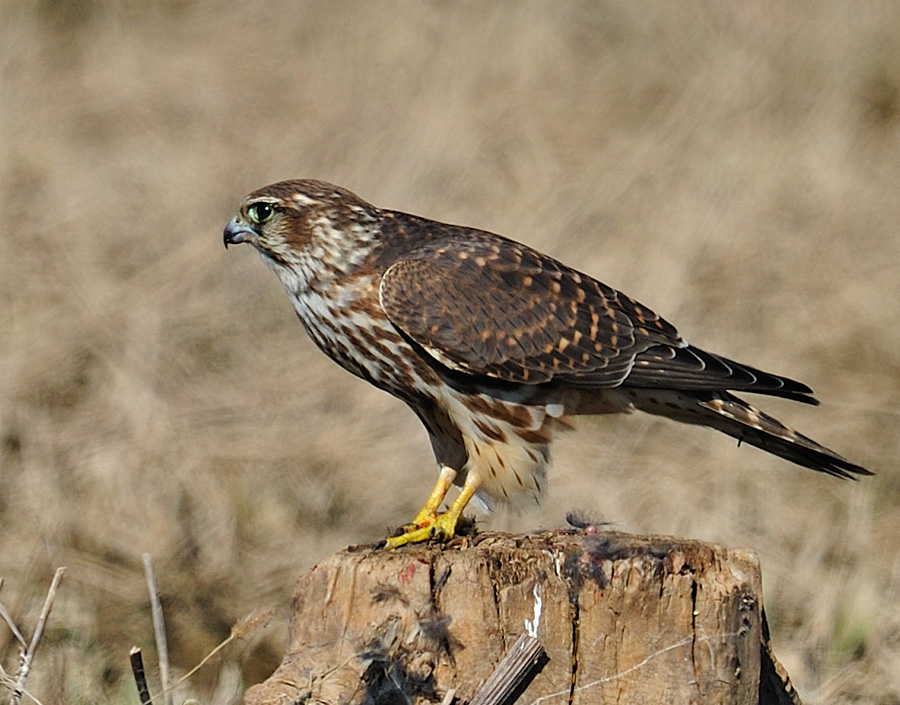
287, 276, 439, 401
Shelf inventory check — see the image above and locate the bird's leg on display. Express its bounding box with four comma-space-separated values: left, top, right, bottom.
406, 465, 457, 529
386, 471, 480, 549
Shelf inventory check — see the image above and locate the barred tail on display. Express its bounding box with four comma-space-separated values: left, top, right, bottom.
631, 389, 873, 479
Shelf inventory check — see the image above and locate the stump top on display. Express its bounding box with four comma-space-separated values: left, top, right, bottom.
246, 531, 799, 705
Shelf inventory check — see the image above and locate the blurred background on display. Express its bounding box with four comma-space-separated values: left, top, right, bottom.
1, 1, 898, 703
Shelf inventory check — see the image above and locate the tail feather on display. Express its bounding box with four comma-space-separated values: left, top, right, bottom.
629, 389, 872, 479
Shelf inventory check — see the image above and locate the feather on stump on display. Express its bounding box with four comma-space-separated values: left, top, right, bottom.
243, 531, 800, 705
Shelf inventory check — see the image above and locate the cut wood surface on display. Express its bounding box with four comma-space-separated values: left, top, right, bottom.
243, 531, 800, 705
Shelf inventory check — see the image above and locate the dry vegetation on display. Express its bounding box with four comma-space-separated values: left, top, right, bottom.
1, 1, 899, 703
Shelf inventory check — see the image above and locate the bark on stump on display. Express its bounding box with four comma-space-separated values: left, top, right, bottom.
244, 530, 800, 705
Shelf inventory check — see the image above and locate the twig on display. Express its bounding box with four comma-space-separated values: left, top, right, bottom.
11, 567, 66, 705
130, 646, 153, 705
1, 662, 45, 705
0, 580, 28, 648
127, 607, 273, 705
469, 633, 545, 705
142, 554, 172, 705
163, 607, 273, 695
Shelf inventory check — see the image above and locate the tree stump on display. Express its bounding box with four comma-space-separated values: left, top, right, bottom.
243, 531, 800, 705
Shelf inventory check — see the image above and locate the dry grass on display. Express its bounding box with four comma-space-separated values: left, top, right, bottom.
1, 1, 899, 702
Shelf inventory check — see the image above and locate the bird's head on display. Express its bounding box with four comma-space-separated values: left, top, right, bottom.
223, 179, 378, 270
224, 180, 330, 264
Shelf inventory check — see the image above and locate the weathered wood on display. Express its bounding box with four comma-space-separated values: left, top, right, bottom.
469, 633, 545, 705
243, 531, 800, 705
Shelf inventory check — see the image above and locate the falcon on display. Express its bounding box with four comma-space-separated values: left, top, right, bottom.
223, 179, 871, 548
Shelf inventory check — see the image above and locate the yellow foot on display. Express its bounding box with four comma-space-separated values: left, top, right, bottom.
385, 511, 460, 549
384, 471, 481, 549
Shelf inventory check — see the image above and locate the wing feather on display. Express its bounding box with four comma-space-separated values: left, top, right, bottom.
377, 217, 818, 403
628, 345, 819, 404
379, 233, 682, 387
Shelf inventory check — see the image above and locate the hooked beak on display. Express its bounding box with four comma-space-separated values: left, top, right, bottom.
223, 220, 256, 248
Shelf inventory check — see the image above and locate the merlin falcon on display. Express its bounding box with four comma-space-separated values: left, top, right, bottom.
224, 179, 871, 548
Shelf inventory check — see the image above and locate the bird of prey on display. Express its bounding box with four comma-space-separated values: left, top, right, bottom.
224, 179, 871, 548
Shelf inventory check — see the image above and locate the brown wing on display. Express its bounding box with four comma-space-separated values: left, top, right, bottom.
379, 233, 683, 387
379, 226, 819, 403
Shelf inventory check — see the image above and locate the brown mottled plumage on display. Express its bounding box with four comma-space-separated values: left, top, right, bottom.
224, 179, 871, 547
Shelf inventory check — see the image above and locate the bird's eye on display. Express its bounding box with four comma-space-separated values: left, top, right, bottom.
247, 203, 275, 224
